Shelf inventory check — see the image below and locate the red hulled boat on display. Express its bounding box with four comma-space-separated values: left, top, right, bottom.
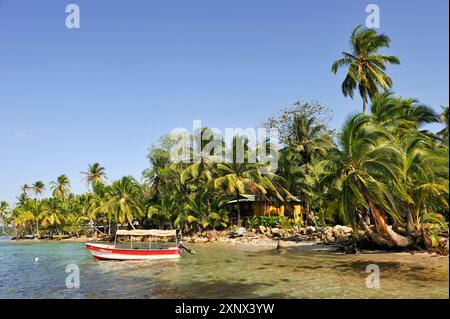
85, 229, 183, 261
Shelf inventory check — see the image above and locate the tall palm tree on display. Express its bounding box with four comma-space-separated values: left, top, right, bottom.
50, 175, 71, 199
81, 163, 107, 190
332, 25, 400, 112
31, 181, 46, 198
277, 114, 334, 224
20, 184, 30, 196
289, 114, 332, 164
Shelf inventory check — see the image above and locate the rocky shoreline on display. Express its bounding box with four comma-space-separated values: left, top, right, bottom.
180, 225, 360, 252
9, 225, 449, 255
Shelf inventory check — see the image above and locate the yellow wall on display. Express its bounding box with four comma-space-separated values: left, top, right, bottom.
251, 202, 302, 218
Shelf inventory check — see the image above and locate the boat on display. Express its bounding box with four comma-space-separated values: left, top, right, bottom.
85, 229, 185, 261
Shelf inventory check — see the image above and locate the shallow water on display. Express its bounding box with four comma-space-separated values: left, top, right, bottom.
0, 241, 447, 298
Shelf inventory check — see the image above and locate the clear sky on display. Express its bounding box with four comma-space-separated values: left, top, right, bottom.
0, 0, 448, 204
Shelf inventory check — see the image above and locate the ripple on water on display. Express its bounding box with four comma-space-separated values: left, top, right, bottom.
0, 242, 447, 298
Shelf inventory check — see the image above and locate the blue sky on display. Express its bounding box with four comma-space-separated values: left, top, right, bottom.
0, 0, 448, 204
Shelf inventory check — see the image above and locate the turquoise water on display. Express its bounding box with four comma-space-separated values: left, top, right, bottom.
0, 241, 448, 299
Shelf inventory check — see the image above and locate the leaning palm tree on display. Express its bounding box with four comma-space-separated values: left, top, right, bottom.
31, 181, 46, 198
398, 135, 449, 239
332, 25, 400, 112
326, 113, 412, 248
81, 162, 107, 190
50, 175, 71, 199
369, 92, 438, 135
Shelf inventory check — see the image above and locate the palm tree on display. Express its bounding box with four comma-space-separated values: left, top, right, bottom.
0, 201, 11, 234
326, 113, 412, 247
85, 186, 113, 235
213, 135, 284, 227
108, 176, 145, 229
81, 163, 107, 190
50, 175, 71, 199
31, 181, 46, 198
332, 25, 400, 112
368, 92, 441, 222
398, 135, 448, 239
369, 92, 438, 135
20, 184, 30, 197
438, 105, 449, 144
12, 206, 35, 237
39, 198, 65, 235
273, 113, 334, 225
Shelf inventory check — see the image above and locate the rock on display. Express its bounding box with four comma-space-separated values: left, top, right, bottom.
332, 225, 353, 236
306, 226, 316, 233
258, 225, 266, 234
335, 233, 351, 243
443, 239, 449, 254
344, 243, 358, 254
194, 237, 208, 243
324, 235, 335, 243
230, 227, 247, 238
206, 231, 218, 241
280, 229, 291, 238
271, 228, 281, 237
276, 240, 287, 250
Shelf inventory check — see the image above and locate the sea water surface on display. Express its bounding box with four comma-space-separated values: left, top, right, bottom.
0, 240, 448, 299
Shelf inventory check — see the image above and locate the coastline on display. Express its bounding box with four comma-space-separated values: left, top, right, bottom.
8, 232, 449, 257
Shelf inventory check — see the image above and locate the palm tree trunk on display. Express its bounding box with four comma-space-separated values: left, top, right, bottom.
368, 202, 413, 247
362, 92, 367, 113
406, 207, 417, 236
358, 215, 392, 247
236, 191, 241, 227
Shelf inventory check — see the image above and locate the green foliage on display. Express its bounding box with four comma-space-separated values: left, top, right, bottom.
245, 215, 296, 229
1, 26, 448, 250
332, 25, 400, 112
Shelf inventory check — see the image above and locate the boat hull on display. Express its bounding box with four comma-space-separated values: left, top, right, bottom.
85, 243, 182, 261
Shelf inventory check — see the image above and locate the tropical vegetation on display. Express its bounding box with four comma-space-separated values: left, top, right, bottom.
1, 25, 448, 251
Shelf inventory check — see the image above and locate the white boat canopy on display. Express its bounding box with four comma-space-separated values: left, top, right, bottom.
115, 229, 177, 237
